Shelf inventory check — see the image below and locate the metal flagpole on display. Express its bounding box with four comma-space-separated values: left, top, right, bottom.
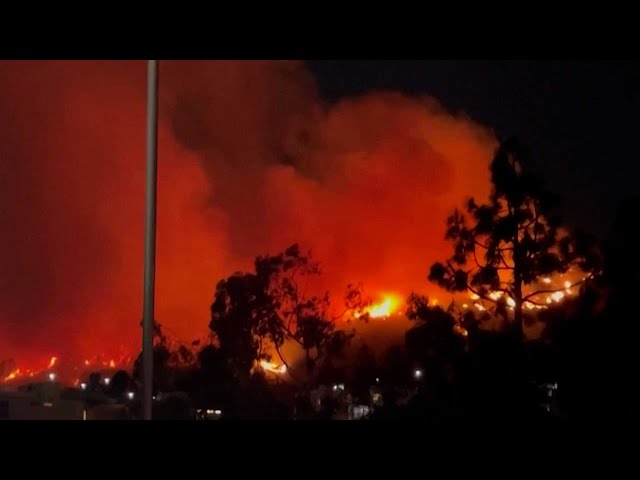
142, 60, 159, 420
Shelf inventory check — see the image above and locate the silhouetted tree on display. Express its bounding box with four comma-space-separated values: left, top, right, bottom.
109, 370, 132, 399
429, 137, 600, 338
405, 295, 466, 372
381, 345, 411, 387
403, 295, 468, 419
538, 196, 639, 420
133, 344, 171, 394
88, 372, 102, 391
188, 344, 234, 412
210, 244, 358, 382
351, 344, 378, 400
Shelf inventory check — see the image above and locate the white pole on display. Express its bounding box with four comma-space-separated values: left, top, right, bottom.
142, 60, 159, 420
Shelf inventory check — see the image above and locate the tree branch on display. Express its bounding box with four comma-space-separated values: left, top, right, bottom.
499, 254, 515, 269
474, 240, 489, 250
274, 343, 299, 384
523, 298, 545, 306
473, 248, 486, 269
466, 285, 499, 305
523, 280, 585, 301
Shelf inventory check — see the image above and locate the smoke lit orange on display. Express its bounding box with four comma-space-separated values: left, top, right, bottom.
0, 61, 496, 365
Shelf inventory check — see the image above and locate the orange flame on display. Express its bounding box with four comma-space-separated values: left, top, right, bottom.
3, 368, 20, 382
361, 294, 401, 319
259, 360, 287, 374
48, 356, 57, 369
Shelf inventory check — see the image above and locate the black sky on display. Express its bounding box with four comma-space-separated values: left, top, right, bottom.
308, 60, 640, 238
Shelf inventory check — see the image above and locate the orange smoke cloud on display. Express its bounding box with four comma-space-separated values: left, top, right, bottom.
0, 61, 495, 364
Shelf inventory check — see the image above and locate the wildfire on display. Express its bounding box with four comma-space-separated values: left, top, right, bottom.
1, 353, 134, 386
467, 269, 588, 313
361, 294, 401, 319
369, 299, 393, 318
3, 368, 20, 382
48, 356, 57, 369
259, 360, 287, 375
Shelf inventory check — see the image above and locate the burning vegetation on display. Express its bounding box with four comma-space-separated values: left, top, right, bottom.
1, 62, 611, 424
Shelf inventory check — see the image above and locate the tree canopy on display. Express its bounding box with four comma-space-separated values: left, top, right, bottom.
429, 137, 600, 337
210, 244, 360, 382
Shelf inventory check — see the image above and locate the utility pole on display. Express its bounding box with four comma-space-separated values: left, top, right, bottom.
142, 60, 159, 420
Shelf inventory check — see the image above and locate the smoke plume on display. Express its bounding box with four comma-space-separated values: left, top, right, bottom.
0, 60, 495, 364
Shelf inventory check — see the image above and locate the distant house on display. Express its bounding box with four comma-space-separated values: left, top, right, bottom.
0, 383, 84, 420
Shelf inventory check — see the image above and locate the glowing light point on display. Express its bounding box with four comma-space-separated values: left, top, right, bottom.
127, 392, 135, 400
542, 278, 552, 284
413, 369, 423, 380
104, 377, 110, 385
80, 383, 87, 390
48, 373, 56, 382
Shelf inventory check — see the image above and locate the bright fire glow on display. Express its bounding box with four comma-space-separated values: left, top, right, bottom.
1, 354, 135, 386
259, 360, 287, 375
362, 295, 401, 319
488, 291, 503, 301
3, 368, 20, 382
369, 299, 393, 318
453, 325, 468, 337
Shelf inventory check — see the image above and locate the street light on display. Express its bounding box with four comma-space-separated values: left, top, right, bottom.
142, 60, 159, 421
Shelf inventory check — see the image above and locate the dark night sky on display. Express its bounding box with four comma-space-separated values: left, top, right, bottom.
308, 60, 640, 238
